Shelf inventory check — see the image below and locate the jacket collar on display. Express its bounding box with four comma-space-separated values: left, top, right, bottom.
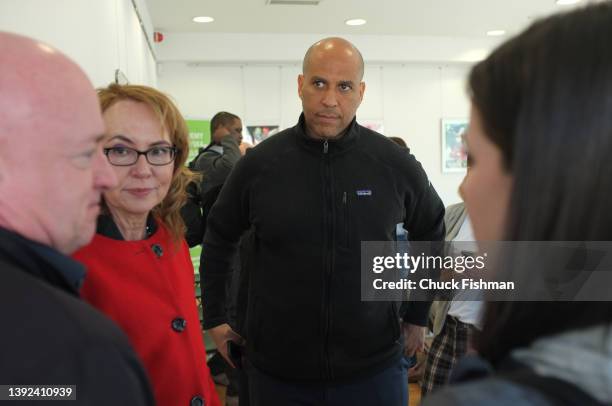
294, 113, 359, 155
208, 145, 224, 154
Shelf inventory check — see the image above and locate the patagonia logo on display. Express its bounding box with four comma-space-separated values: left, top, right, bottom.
356, 189, 372, 197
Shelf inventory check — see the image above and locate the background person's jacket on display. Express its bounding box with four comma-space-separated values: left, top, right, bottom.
428, 202, 468, 336
202, 113, 445, 382
182, 135, 242, 248
195, 135, 242, 200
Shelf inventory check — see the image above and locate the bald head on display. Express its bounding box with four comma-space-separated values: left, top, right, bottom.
302, 37, 364, 81
0, 32, 100, 142
0, 32, 115, 253
298, 37, 366, 140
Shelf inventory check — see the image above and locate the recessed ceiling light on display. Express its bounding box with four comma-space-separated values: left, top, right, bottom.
345, 18, 367, 26
486, 30, 506, 36
193, 16, 214, 23
556, 0, 581, 4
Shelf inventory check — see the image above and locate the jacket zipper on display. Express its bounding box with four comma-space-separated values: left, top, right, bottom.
322, 139, 334, 380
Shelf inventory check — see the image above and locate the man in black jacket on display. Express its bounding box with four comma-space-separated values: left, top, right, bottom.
0, 32, 154, 405
202, 37, 445, 405
183, 112, 243, 248
194, 111, 243, 199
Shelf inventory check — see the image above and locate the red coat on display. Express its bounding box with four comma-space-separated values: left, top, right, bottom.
74, 223, 220, 406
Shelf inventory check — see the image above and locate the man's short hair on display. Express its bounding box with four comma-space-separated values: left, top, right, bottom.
388, 137, 407, 148
211, 111, 240, 134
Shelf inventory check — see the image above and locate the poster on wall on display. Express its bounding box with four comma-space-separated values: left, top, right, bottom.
185, 119, 211, 164
441, 118, 468, 173
360, 120, 385, 135
247, 125, 279, 144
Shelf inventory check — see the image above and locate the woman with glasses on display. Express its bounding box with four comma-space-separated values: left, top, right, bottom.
74, 84, 220, 406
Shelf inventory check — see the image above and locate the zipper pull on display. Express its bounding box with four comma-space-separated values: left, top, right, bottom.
342, 191, 347, 204
323, 139, 329, 154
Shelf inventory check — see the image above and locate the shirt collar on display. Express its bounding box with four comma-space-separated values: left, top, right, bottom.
32, 240, 86, 291
295, 113, 359, 154
209, 145, 224, 154
0, 227, 86, 293
96, 213, 158, 240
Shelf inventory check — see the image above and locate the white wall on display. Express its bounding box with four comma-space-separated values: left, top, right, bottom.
0, 0, 157, 87
158, 61, 470, 206
156, 32, 499, 65
155, 31, 492, 206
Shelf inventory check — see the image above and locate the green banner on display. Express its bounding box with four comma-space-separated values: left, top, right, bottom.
185, 119, 208, 274
186, 119, 211, 163
190, 245, 202, 273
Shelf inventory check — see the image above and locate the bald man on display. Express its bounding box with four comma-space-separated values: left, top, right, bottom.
0, 32, 153, 405
202, 37, 445, 405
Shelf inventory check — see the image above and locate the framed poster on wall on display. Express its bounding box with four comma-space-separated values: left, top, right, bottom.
441, 118, 468, 173
247, 125, 279, 144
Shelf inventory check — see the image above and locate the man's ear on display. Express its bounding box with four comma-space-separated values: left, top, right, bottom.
297, 74, 304, 100
359, 81, 366, 102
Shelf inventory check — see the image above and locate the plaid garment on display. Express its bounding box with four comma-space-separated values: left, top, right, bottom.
421, 315, 475, 397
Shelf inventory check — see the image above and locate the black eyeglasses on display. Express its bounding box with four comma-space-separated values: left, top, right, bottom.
103, 146, 178, 166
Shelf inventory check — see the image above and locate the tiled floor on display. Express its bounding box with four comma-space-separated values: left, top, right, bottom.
216, 383, 422, 406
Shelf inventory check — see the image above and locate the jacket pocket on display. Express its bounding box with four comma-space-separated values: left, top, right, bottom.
330, 301, 400, 361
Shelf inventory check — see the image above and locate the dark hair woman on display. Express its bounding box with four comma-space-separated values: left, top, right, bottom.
424, 3, 612, 405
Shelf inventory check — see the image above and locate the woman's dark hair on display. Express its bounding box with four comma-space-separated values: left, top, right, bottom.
469, 2, 612, 364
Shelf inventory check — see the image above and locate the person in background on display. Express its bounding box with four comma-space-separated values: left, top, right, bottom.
388, 135, 421, 378
194, 111, 243, 203
183, 112, 244, 249
202, 37, 445, 406
191, 112, 246, 406
0, 32, 153, 405
421, 200, 482, 395
424, 3, 612, 405
73, 84, 220, 406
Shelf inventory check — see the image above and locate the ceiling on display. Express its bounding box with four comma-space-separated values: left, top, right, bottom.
146, 0, 592, 38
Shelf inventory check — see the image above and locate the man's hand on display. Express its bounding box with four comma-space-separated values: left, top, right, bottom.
230, 129, 243, 144
402, 322, 425, 357
212, 127, 232, 144
207, 323, 244, 368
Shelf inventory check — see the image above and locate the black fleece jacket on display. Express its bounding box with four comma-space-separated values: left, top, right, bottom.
202, 114, 445, 382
